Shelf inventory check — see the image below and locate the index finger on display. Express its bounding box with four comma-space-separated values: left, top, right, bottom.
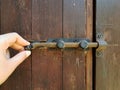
0, 32, 30, 49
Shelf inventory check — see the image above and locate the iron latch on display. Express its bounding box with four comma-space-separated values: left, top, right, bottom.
24, 38, 107, 51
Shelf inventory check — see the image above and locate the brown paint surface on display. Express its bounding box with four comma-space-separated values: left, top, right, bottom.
86, 0, 93, 90
63, 0, 87, 90
0, 0, 32, 90
96, 0, 120, 90
0, 0, 93, 90
32, 0, 62, 90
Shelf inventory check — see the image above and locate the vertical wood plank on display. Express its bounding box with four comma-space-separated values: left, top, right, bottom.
32, 0, 62, 90
0, 0, 32, 90
63, 0, 89, 90
96, 0, 120, 90
86, 0, 93, 90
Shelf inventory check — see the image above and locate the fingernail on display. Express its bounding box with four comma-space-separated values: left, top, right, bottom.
25, 51, 31, 57
26, 41, 30, 45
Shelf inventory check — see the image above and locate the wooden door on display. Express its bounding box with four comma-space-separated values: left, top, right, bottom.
96, 0, 120, 90
0, 0, 93, 90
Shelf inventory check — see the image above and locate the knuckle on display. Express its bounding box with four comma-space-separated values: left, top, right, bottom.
11, 32, 19, 36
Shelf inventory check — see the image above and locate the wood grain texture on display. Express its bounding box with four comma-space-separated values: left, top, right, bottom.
96, 0, 120, 90
86, 0, 93, 90
0, 0, 93, 89
63, 0, 88, 90
0, 0, 32, 90
32, 0, 62, 90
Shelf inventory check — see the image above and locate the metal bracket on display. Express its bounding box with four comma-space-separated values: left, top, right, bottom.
96, 33, 107, 57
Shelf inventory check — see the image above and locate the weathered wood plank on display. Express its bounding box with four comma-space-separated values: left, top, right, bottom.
86, 0, 93, 90
63, 0, 89, 89
32, 0, 62, 90
96, 0, 120, 90
0, 0, 32, 90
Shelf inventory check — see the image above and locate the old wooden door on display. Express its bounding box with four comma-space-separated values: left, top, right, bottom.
96, 0, 120, 90
0, 0, 93, 90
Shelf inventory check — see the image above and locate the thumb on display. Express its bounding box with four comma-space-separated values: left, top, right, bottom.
10, 51, 31, 67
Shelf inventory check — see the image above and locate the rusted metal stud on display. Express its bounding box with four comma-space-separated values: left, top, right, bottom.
80, 40, 89, 49
56, 40, 65, 49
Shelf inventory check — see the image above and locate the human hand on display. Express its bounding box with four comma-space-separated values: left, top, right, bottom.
0, 32, 31, 85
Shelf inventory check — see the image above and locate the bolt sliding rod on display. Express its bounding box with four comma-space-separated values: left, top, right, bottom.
24, 42, 98, 50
